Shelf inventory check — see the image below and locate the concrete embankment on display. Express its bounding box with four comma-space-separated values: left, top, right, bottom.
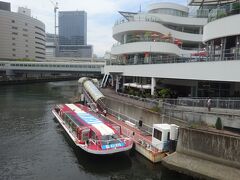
0, 76, 79, 85
104, 95, 186, 127
162, 127, 240, 180
101, 89, 240, 179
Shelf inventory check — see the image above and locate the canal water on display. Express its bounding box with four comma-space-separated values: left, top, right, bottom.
0, 81, 195, 180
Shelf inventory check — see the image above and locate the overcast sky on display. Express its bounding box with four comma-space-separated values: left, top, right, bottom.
5, 0, 186, 56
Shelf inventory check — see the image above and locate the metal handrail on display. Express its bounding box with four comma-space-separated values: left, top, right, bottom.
89, 137, 131, 144
117, 92, 240, 110
208, 4, 240, 22
107, 50, 240, 66
106, 107, 153, 135
163, 98, 240, 110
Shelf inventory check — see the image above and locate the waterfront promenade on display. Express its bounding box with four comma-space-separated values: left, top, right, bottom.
101, 88, 240, 179
101, 88, 240, 132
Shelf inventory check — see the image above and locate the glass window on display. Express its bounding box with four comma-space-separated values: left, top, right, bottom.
153, 129, 162, 141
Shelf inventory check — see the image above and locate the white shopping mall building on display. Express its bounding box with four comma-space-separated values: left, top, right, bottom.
103, 0, 240, 98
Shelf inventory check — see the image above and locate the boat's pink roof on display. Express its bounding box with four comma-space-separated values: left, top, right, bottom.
60, 104, 118, 137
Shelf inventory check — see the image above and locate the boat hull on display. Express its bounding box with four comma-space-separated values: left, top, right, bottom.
52, 109, 133, 155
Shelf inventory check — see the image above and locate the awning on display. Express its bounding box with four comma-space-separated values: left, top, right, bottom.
124, 83, 151, 89
142, 84, 151, 89
123, 83, 138, 87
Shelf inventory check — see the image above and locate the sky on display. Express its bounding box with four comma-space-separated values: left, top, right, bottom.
5, 0, 187, 57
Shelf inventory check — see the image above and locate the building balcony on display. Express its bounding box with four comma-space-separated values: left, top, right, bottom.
203, 14, 240, 42
111, 41, 181, 56
107, 48, 240, 66
113, 21, 203, 43
207, 2, 240, 22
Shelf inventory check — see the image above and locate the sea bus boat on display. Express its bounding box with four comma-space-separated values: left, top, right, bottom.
52, 103, 133, 154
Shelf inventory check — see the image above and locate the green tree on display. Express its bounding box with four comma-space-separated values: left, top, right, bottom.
215, 117, 223, 130
158, 88, 171, 98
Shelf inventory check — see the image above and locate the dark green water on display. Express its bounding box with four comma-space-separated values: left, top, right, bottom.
0, 81, 194, 180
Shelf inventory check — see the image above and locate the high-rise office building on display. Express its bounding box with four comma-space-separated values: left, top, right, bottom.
0, 3, 46, 61
0, 1, 10, 11
59, 11, 87, 45
57, 11, 92, 58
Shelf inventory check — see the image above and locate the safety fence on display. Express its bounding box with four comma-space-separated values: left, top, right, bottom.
164, 98, 240, 110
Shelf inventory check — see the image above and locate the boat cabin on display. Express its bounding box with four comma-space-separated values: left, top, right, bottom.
152, 124, 179, 151
54, 104, 124, 149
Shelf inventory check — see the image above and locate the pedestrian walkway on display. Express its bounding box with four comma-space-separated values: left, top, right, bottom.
101, 88, 240, 131
101, 88, 240, 118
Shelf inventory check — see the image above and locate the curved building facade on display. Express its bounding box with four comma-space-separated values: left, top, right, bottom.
0, 8, 46, 61
111, 2, 207, 65
104, 1, 240, 98
202, 6, 240, 61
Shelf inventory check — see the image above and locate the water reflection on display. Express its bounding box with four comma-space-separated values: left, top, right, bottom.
58, 126, 132, 173
0, 81, 195, 180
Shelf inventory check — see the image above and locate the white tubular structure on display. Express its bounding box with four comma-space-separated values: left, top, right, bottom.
83, 80, 104, 102
78, 77, 105, 111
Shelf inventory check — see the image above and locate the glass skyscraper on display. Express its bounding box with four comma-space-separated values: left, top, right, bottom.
59, 11, 87, 45
57, 11, 92, 58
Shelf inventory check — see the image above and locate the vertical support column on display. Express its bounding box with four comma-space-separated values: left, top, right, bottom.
235, 36, 240, 60
123, 34, 127, 44
151, 77, 156, 96
211, 40, 215, 61
122, 76, 125, 92
221, 37, 226, 60
111, 75, 114, 87
191, 85, 198, 97
116, 75, 119, 92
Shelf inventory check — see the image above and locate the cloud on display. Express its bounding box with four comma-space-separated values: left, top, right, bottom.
4, 0, 187, 56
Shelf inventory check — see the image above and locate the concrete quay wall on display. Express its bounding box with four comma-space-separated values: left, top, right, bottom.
163, 127, 240, 179
104, 96, 186, 127
178, 127, 240, 168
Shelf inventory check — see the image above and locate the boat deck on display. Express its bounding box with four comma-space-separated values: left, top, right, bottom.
105, 114, 158, 152
104, 113, 168, 163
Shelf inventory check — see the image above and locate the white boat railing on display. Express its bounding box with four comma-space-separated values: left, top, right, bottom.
120, 125, 161, 153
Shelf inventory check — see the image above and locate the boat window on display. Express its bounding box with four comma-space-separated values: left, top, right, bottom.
63, 114, 68, 121
91, 131, 97, 140
72, 123, 77, 133
81, 129, 90, 141
153, 128, 162, 141
113, 125, 121, 134
64, 113, 84, 127
101, 134, 120, 145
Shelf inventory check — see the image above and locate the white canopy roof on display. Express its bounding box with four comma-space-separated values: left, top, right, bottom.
123, 83, 151, 89
188, 0, 236, 6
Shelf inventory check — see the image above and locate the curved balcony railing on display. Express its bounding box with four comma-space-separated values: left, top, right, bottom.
107, 48, 240, 65
125, 37, 174, 44
114, 17, 202, 35
112, 37, 175, 47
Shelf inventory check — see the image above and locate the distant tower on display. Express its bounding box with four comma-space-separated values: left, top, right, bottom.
0, 1, 11, 11
59, 11, 87, 45
57, 11, 92, 58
